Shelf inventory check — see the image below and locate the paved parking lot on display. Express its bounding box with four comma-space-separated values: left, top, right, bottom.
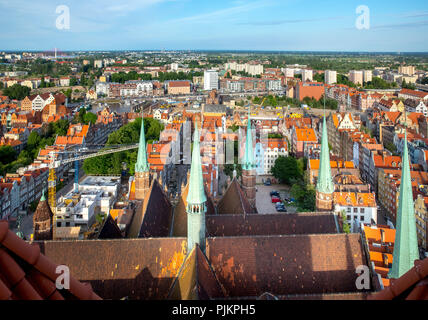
256, 184, 298, 214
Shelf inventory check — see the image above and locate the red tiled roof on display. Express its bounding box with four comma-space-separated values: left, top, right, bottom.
369, 258, 428, 300
0, 221, 101, 300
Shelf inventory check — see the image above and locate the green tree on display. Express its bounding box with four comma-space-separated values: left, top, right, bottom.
3, 84, 31, 100
341, 211, 351, 234
83, 112, 97, 125
0, 146, 17, 164
271, 156, 303, 185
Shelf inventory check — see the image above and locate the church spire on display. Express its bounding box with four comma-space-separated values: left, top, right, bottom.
187, 121, 207, 252
388, 128, 419, 279
317, 116, 334, 194
135, 116, 150, 173
242, 105, 255, 171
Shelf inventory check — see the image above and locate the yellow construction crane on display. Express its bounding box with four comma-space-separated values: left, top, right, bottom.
47, 144, 141, 237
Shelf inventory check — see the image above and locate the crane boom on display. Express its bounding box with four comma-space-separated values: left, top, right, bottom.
54, 144, 140, 166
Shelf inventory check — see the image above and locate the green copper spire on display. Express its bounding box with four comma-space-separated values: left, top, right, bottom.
187, 121, 207, 253
316, 116, 334, 194
40, 189, 46, 202
135, 116, 150, 173
388, 129, 419, 279
243, 105, 255, 171
187, 121, 207, 205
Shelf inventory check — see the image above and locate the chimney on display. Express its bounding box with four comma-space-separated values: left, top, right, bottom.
380, 228, 385, 244
382, 253, 389, 268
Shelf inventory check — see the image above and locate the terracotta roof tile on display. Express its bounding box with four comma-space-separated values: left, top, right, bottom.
0, 221, 101, 300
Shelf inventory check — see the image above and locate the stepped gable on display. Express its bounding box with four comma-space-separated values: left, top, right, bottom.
217, 178, 257, 215
38, 238, 188, 300
128, 179, 173, 238
206, 233, 367, 298
0, 221, 101, 300
168, 245, 226, 300
206, 213, 338, 237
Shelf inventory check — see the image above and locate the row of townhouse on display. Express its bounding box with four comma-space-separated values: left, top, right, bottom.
377, 168, 428, 250
21, 92, 68, 112
325, 84, 383, 111
0, 168, 49, 220
0, 77, 74, 90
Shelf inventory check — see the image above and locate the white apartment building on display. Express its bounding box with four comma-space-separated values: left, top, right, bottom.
204, 70, 219, 91
398, 65, 415, 76
94, 60, 104, 68
224, 62, 264, 76
349, 70, 364, 85
55, 176, 120, 231
363, 70, 373, 83
325, 70, 337, 85
301, 69, 313, 82
282, 68, 295, 78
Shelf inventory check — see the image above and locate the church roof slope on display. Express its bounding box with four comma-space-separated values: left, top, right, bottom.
167, 245, 226, 300
38, 238, 188, 300
206, 213, 338, 237
217, 178, 257, 215
206, 233, 367, 298
128, 179, 173, 238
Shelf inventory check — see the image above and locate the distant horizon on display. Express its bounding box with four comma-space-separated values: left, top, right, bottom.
2, 49, 428, 55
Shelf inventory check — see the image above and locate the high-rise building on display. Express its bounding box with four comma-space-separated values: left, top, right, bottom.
398, 66, 415, 76
325, 70, 337, 85
349, 70, 363, 85
363, 70, 373, 83
301, 69, 313, 82
204, 70, 219, 91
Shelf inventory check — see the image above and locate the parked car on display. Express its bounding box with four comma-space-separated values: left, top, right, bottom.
270, 191, 280, 197
271, 197, 282, 203
276, 205, 287, 212
264, 180, 271, 186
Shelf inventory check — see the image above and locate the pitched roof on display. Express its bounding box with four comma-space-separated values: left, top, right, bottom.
206, 233, 366, 297
38, 238, 188, 300
167, 245, 226, 300
333, 192, 377, 208
0, 221, 101, 300
217, 178, 257, 215
295, 128, 317, 142
206, 213, 338, 237
127, 179, 173, 238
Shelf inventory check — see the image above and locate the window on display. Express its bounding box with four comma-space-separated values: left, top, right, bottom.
354, 208, 358, 213
360, 208, 365, 213
347, 215, 351, 221
347, 208, 351, 213
361, 216, 365, 221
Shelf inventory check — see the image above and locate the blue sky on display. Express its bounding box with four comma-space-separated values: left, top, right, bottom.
0, 0, 427, 51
